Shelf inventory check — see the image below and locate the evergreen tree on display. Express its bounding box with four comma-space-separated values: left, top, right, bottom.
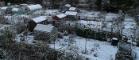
95, 0, 102, 10
109, 0, 135, 10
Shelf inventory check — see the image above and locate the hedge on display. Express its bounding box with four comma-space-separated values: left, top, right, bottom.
75, 28, 122, 41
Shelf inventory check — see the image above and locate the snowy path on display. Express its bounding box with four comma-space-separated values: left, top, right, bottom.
49, 36, 118, 60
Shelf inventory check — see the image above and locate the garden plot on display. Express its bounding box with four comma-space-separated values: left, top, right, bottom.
49, 36, 118, 60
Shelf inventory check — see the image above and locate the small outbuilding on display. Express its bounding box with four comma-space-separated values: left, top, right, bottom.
65, 11, 78, 20
34, 24, 58, 42
32, 16, 48, 24
54, 14, 67, 20
26, 4, 42, 11
60, 4, 71, 13
69, 7, 78, 12
111, 37, 119, 46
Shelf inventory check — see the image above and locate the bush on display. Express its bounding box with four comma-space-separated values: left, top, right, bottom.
0, 28, 16, 49
34, 32, 50, 42
75, 28, 122, 41
15, 23, 26, 34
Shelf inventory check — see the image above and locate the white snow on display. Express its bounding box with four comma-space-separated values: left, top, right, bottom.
65, 4, 71, 7
45, 9, 59, 16
56, 14, 67, 18
34, 24, 54, 33
105, 13, 119, 21
32, 16, 47, 23
49, 36, 118, 60
1, 7, 7, 10
69, 7, 76, 11
12, 8, 19, 12
77, 20, 102, 29
15, 34, 34, 44
65, 11, 77, 16
27, 4, 42, 11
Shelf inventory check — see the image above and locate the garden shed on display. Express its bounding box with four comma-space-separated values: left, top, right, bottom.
34, 24, 58, 42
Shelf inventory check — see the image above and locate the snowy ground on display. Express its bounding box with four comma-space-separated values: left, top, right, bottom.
49, 35, 118, 60
122, 16, 137, 42
134, 47, 139, 60
15, 34, 35, 44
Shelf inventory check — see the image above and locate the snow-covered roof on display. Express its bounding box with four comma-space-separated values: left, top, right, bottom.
65, 4, 71, 7
34, 24, 54, 32
27, 4, 42, 11
112, 38, 118, 40
32, 16, 47, 23
56, 14, 67, 18
105, 13, 119, 21
77, 20, 102, 29
69, 7, 76, 11
12, 8, 19, 12
65, 11, 77, 16
1, 7, 7, 10
45, 9, 59, 16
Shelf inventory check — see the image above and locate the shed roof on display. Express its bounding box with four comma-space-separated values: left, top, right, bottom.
1, 7, 7, 10
65, 11, 77, 16
69, 7, 76, 11
34, 24, 54, 32
27, 4, 42, 11
56, 14, 67, 18
32, 16, 47, 23
65, 4, 71, 7
12, 8, 19, 12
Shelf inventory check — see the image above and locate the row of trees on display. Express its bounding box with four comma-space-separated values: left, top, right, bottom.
95, 0, 138, 11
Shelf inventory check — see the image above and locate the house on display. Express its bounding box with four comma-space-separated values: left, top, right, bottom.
65, 4, 71, 7
60, 4, 71, 13
29, 16, 52, 32
26, 4, 42, 11
111, 37, 119, 46
44, 9, 59, 16
20, 4, 42, 13
34, 24, 58, 42
1, 6, 8, 11
54, 13, 67, 20
11, 8, 21, 14
32, 16, 48, 24
65, 11, 77, 16
69, 7, 78, 12
65, 11, 78, 20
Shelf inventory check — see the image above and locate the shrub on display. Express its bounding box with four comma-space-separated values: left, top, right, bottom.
75, 28, 122, 41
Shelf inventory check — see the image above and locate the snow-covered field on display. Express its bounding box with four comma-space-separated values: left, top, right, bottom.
49, 36, 118, 60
